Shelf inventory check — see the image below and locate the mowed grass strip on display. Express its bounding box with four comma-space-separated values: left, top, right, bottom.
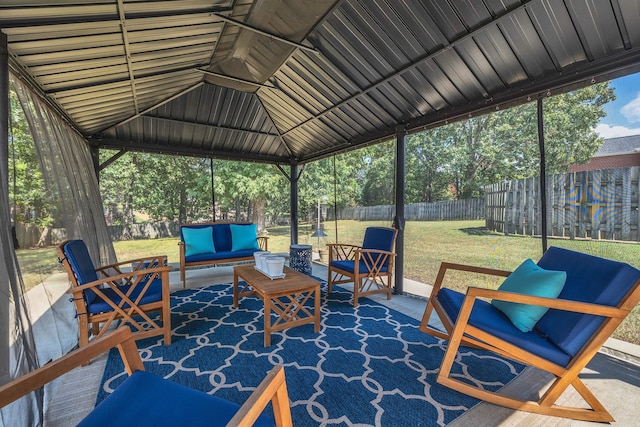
17, 219, 640, 344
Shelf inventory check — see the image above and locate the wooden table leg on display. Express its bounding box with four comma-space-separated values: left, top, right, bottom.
264, 297, 272, 347
233, 270, 240, 308
314, 285, 320, 333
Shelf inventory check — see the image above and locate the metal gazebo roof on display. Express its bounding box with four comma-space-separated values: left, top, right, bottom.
2, 0, 640, 165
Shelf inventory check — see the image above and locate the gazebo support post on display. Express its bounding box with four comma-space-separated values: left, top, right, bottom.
393, 125, 406, 295
0, 30, 9, 382
276, 162, 303, 246
537, 97, 548, 252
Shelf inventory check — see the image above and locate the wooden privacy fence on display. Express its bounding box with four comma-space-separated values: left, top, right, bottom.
485, 167, 640, 242
336, 199, 485, 222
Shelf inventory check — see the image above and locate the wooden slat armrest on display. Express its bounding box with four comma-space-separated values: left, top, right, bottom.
430, 262, 513, 298
0, 327, 142, 408
357, 249, 395, 256
327, 243, 361, 261
96, 255, 168, 274
356, 249, 396, 264
66, 265, 172, 294
257, 236, 269, 251
228, 365, 292, 427
438, 262, 512, 278
326, 243, 360, 249
465, 287, 629, 319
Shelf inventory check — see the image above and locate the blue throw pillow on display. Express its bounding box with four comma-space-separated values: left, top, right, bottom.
491, 259, 567, 333
230, 224, 259, 251
183, 226, 216, 257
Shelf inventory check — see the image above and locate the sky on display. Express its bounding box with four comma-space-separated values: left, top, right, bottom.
595, 72, 640, 139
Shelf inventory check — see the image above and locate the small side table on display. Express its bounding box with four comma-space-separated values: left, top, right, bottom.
290, 244, 312, 275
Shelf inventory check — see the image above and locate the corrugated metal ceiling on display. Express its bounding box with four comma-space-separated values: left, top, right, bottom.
2, 0, 640, 164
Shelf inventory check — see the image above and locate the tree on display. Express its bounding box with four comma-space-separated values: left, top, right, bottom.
8, 89, 52, 227
408, 82, 615, 199
357, 142, 396, 206
406, 129, 456, 203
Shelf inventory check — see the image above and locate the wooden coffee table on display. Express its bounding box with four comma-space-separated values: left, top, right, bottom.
233, 265, 321, 346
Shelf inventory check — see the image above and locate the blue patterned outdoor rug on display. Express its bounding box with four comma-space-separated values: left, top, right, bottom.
97, 280, 525, 426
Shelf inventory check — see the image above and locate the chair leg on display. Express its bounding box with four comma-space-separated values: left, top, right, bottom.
386, 274, 392, 300
353, 278, 360, 307
78, 317, 89, 348
163, 303, 171, 346
327, 268, 333, 295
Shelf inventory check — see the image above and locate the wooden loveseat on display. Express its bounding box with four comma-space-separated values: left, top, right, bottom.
179, 222, 268, 287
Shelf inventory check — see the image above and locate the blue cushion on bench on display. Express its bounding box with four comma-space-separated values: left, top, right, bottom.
184, 249, 259, 264
231, 224, 260, 251
78, 370, 276, 427
212, 223, 233, 252
183, 226, 215, 257
437, 288, 571, 367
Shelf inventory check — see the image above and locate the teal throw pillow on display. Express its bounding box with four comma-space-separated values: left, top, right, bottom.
491, 258, 567, 333
183, 226, 216, 257
230, 224, 260, 251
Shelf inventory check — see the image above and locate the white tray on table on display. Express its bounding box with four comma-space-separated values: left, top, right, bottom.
254, 266, 286, 280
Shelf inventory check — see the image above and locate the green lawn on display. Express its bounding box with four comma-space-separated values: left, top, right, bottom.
16, 219, 640, 344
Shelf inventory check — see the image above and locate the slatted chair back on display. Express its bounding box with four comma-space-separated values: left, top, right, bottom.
419, 246, 640, 422
327, 226, 397, 306
57, 239, 172, 348
535, 246, 640, 358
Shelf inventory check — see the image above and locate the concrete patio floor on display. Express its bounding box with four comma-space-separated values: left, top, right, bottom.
31, 262, 640, 426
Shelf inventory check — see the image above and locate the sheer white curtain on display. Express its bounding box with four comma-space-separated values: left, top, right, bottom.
0, 74, 117, 427
12, 76, 115, 265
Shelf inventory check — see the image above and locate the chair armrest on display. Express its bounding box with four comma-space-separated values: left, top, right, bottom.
327, 243, 361, 261
67, 264, 172, 295
0, 327, 143, 408
227, 365, 293, 427
465, 287, 629, 319
431, 262, 512, 299
96, 255, 168, 278
257, 236, 269, 251
356, 249, 396, 270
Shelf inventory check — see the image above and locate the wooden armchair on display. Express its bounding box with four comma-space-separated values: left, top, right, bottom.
56, 239, 172, 347
327, 227, 397, 306
420, 246, 640, 422
0, 327, 293, 426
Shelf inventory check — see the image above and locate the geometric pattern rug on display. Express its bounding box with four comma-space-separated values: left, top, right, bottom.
97, 280, 525, 426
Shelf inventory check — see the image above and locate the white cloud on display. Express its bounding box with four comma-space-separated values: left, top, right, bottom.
595, 123, 640, 139
621, 93, 640, 123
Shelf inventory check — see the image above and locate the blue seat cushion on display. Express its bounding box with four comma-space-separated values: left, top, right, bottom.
535, 246, 640, 357
330, 259, 389, 275
437, 288, 571, 367
87, 279, 163, 315
184, 249, 258, 264
64, 240, 100, 306
78, 370, 276, 427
